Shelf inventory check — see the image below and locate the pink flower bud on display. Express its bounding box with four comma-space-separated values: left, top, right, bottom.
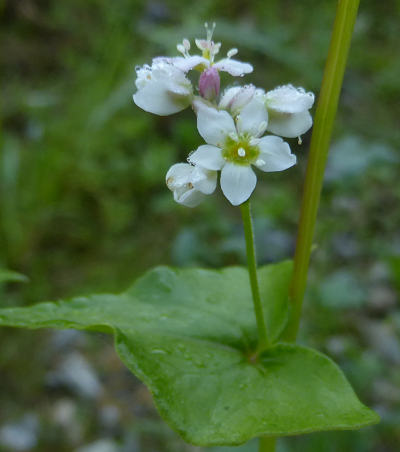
199, 67, 220, 100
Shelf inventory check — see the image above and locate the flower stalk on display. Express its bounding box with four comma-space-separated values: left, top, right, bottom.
240, 200, 270, 351
284, 0, 361, 341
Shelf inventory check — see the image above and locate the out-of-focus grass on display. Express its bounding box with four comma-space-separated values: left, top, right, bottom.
1, 0, 400, 451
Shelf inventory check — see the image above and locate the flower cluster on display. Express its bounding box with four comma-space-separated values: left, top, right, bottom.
133, 23, 314, 207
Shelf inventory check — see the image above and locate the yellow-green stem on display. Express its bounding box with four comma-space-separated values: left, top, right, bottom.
240, 200, 270, 351
284, 0, 361, 341
259, 436, 276, 452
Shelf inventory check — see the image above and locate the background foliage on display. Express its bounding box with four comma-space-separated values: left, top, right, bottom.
1, 0, 399, 451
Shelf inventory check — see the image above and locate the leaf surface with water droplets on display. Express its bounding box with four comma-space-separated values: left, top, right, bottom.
0, 261, 378, 445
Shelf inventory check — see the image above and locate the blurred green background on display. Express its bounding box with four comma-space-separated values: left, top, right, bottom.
1, 0, 400, 451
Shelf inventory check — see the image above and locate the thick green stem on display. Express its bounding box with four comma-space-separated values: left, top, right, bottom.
284, 0, 360, 341
240, 200, 270, 351
259, 436, 276, 452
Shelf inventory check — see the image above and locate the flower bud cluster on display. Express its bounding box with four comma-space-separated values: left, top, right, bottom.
133, 24, 315, 207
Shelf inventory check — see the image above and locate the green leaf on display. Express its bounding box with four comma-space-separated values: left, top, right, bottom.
0, 262, 378, 446
0, 269, 29, 284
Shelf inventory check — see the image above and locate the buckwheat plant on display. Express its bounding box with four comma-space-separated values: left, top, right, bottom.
0, 2, 379, 451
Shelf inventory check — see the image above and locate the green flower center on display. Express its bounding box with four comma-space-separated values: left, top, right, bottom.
202, 48, 211, 60
222, 136, 260, 166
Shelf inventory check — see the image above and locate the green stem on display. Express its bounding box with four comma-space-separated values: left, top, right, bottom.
259, 436, 276, 452
240, 200, 270, 351
284, 0, 360, 341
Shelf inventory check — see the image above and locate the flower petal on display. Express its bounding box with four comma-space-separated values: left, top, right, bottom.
175, 189, 205, 207
219, 85, 257, 114
133, 86, 190, 115
213, 59, 253, 76
218, 86, 242, 109
256, 136, 297, 172
192, 167, 217, 194
166, 163, 192, 189
151, 62, 193, 95
267, 111, 313, 138
236, 95, 268, 137
134, 62, 193, 115
265, 84, 315, 114
194, 98, 237, 147
171, 55, 208, 72
220, 163, 257, 206
188, 145, 225, 170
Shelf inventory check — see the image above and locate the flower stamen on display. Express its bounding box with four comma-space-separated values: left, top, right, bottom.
195, 22, 221, 63
227, 48, 238, 58
205, 22, 216, 41
183, 39, 191, 51
177, 39, 191, 57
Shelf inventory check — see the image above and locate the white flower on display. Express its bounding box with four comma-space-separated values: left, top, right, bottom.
133, 59, 193, 115
220, 84, 315, 139
166, 163, 217, 207
265, 84, 315, 138
171, 23, 253, 77
189, 97, 296, 206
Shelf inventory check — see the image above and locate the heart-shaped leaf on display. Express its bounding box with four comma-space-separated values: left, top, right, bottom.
0, 262, 378, 446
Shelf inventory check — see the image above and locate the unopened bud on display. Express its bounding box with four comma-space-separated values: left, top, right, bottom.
199, 67, 220, 101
